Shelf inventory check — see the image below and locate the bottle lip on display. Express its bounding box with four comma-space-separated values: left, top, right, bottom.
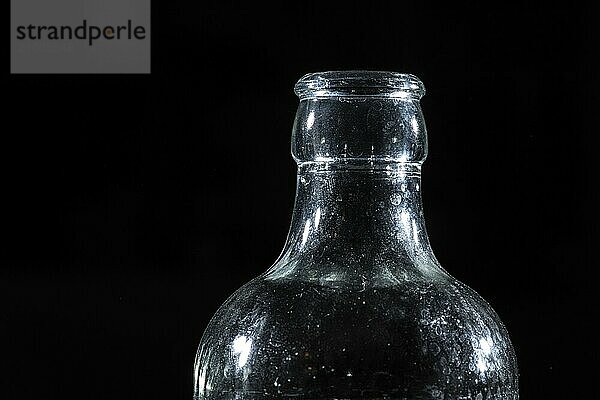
294, 70, 425, 100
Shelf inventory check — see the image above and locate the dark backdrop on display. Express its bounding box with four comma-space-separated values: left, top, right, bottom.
3, 2, 598, 399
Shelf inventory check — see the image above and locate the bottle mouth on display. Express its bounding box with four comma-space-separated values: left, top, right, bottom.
294, 70, 425, 100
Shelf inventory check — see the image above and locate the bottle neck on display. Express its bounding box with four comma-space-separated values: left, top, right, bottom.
269, 72, 438, 288
265, 162, 444, 287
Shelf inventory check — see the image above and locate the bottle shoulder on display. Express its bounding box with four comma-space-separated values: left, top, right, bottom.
205, 274, 506, 333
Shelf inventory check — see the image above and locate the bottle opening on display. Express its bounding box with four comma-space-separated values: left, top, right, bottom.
294, 70, 425, 100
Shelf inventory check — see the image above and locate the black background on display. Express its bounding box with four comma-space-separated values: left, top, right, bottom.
3, 2, 599, 399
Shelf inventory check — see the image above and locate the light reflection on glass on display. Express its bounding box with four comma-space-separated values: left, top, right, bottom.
314, 207, 321, 229
232, 335, 253, 368
307, 111, 315, 129
411, 115, 420, 134
301, 219, 311, 247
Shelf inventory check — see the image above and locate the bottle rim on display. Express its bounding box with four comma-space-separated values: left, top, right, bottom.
294, 70, 425, 100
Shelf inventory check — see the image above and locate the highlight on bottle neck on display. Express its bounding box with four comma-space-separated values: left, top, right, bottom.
292, 71, 428, 167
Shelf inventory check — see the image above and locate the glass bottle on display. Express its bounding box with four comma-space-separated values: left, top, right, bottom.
194, 71, 518, 399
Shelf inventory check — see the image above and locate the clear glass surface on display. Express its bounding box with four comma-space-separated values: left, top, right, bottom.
194, 71, 518, 399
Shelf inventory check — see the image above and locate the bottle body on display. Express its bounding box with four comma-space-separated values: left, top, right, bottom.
194, 72, 518, 399
196, 276, 516, 399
